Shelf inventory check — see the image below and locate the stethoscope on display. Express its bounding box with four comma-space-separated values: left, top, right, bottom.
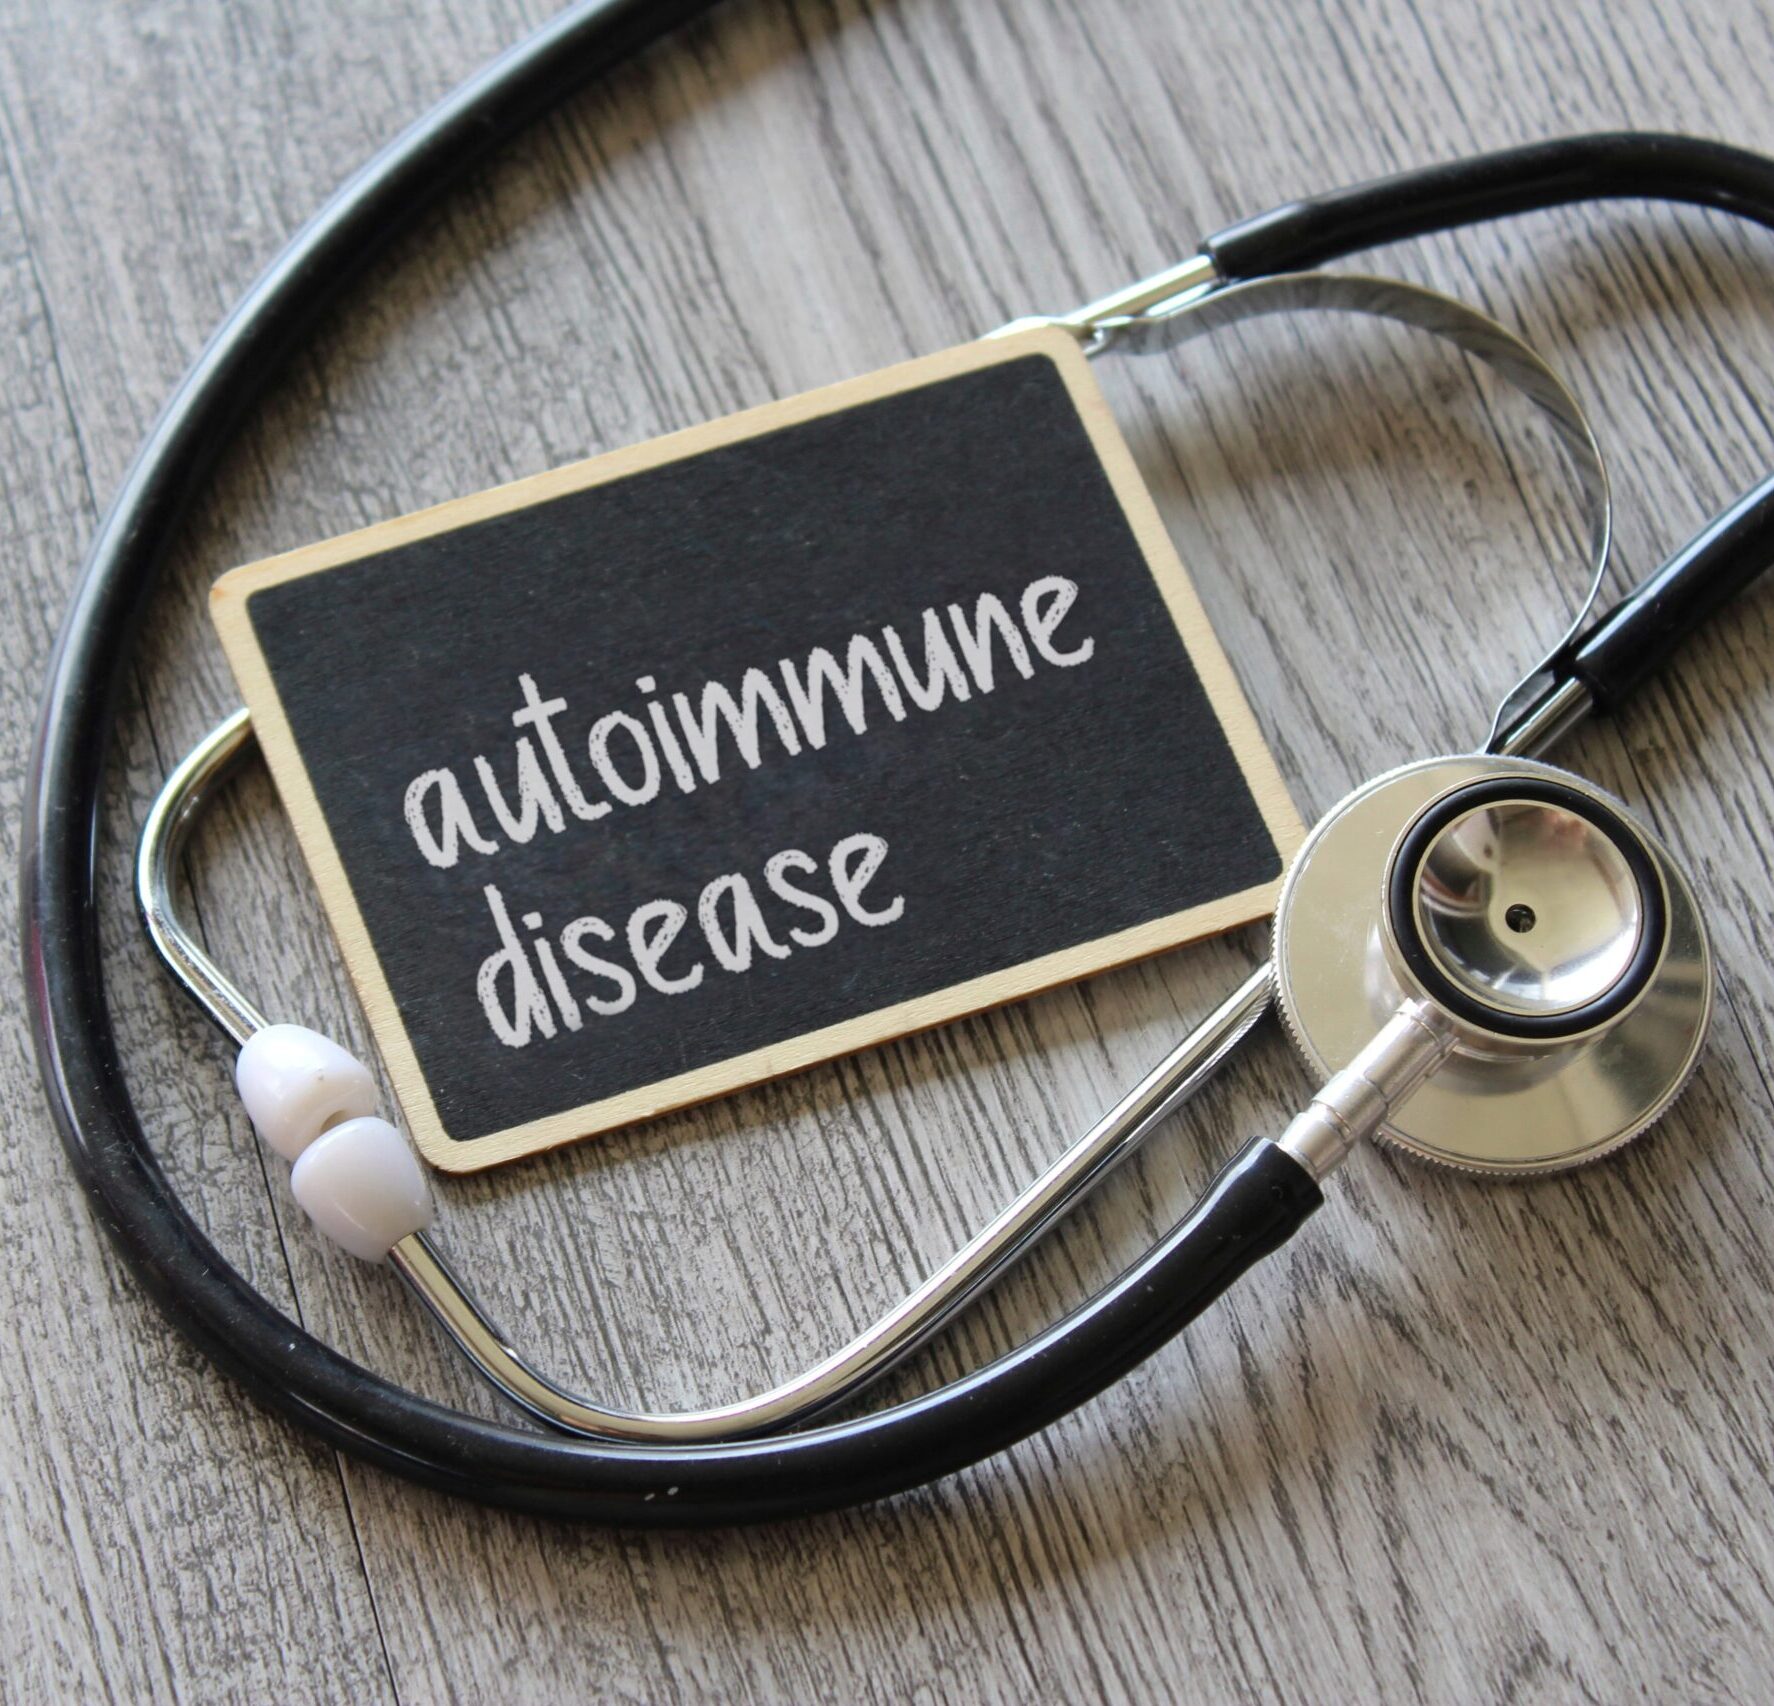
21, 0, 1774, 1526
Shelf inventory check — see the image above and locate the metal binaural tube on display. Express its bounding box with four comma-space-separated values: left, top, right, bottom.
135, 708, 267, 1047
392, 966, 1273, 1443
139, 711, 1275, 1441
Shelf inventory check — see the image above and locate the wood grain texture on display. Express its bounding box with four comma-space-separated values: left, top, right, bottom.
3, 0, 1773, 1700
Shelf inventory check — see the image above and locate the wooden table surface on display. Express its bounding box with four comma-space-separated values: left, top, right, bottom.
5, 2, 1774, 1700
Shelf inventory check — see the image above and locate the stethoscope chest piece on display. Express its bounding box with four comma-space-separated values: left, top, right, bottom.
1273, 756, 1713, 1174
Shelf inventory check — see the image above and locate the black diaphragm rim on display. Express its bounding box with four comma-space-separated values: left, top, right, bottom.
1385, 775, 1668, 1041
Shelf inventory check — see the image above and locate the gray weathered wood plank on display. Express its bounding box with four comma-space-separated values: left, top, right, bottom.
0, 70, 399, 1706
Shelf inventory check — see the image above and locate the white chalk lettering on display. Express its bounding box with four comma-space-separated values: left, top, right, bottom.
559, 916, 637, 1016
673, 669, 801, 784
511, 671, 609, 823
829, 832, 904, 926
764, 848, 839, 947
406, 769, 500, 869
949, 592, 1034, 693
474, 830, 904, 1046
883, 607, 972, 711
587, 710, 661, 806
628, 899, 703, 996
474, 738, 565, 845
476, 884, 555, 1047
398, 574, 1097, 870
1021, 575, 1094, 667
698, 872, 792, 972
779, 635, 907, 749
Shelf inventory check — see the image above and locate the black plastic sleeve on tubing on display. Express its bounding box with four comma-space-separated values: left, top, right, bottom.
17, 0, 1324, 1526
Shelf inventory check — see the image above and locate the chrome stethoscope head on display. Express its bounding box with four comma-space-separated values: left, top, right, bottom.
1272, 755, 1713, 1176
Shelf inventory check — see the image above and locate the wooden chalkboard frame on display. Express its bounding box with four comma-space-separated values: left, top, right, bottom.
212, 328, 1301, 1170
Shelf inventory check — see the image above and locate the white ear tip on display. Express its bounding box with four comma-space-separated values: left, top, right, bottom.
289, 1116, 433, 1262
236, 1024, 378, 1161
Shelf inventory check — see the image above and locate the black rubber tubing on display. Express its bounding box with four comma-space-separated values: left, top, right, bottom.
1567, 472, 1774, 713
1212, 132, 1774, 737
23, 25, 1774, 1525
1206, 133, 1774, 278
19, 0, 1322, 1527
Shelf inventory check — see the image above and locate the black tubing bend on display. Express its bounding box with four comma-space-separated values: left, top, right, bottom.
1205, 132, 1774, 278
1209, 133, 1774, 727
19, 0, 1322, 1526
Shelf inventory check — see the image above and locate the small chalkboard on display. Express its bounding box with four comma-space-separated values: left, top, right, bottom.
212, 329, 1301, 1170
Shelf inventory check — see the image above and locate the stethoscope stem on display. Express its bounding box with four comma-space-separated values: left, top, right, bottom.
1277, 999, 1454, 1180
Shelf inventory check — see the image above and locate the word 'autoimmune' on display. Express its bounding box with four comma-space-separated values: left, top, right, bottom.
403, 573, 1095, 870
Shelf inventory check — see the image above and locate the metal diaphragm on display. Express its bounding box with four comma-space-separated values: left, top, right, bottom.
1272, 756, 1712, 1175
